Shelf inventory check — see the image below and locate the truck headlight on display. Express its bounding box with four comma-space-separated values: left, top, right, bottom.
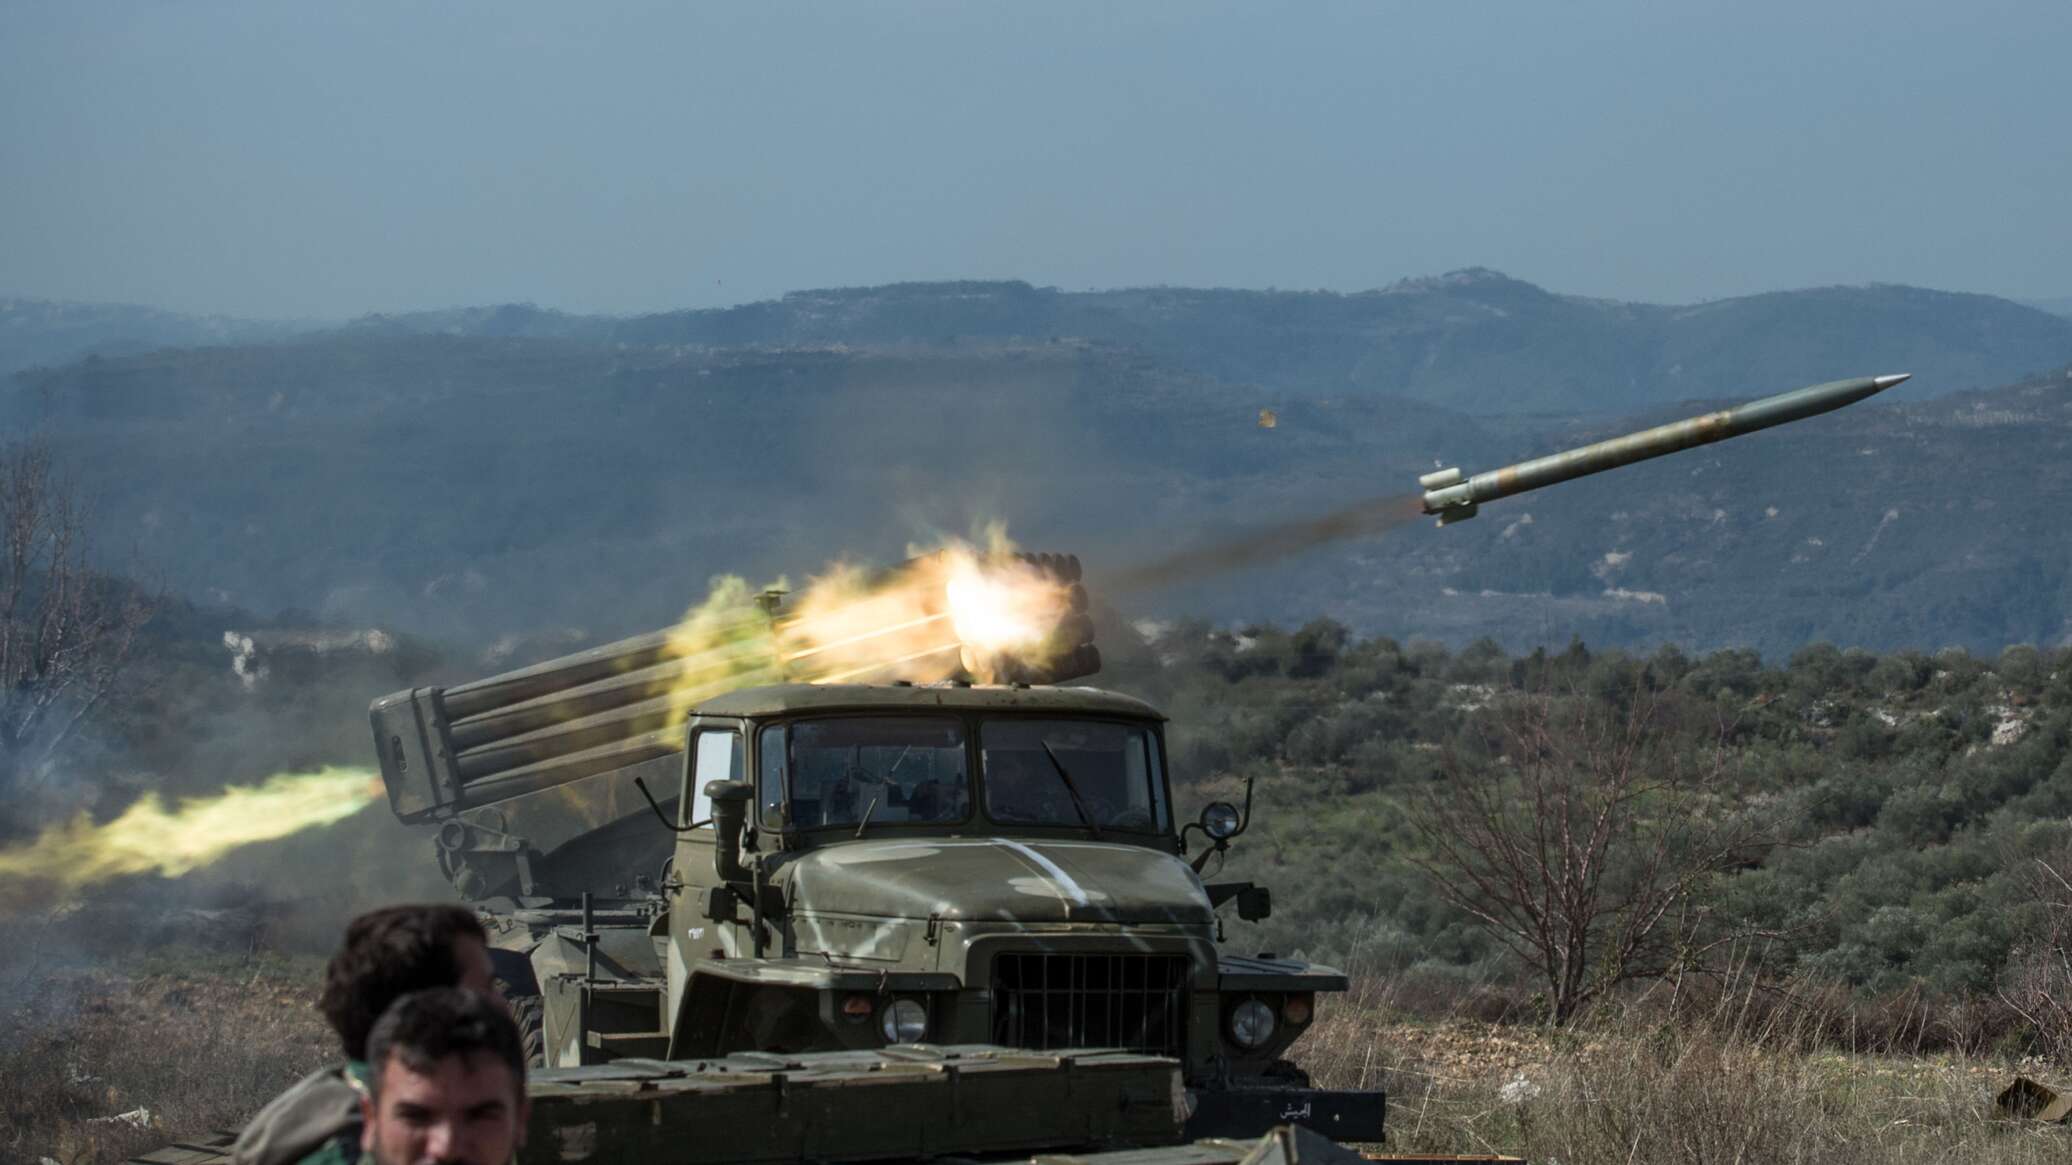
881, 997, 928, 1044
1201, 802, 1241, 840
1228, 999, 1276, 1049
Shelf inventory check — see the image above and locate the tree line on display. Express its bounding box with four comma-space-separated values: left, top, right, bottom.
1100, 613, 2072, 1038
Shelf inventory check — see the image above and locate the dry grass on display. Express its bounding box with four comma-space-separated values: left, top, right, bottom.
0, 942, 332, 1165
8, 936, 2069, 1164
1296, 972, 2071, 1163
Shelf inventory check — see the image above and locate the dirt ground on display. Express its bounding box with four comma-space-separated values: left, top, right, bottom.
1301, 996, 2071, 1163
0, 955, 331, 1165
7, 959, 2071, 1165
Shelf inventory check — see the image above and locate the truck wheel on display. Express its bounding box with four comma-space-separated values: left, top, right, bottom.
511, 995, 547, 1068
489, 947, 548, 1067
719, 986, 820, 1054
1264, 1059, 1311, 1088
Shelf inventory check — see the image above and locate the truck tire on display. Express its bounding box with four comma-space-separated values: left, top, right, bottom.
1264, 1059, 1311, 1088
511, 994, 547, 1068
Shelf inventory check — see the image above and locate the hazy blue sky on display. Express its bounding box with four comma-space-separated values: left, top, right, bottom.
4, 1, 2068, 319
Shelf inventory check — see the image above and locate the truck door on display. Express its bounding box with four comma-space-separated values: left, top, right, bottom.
666, 716, 745, 1033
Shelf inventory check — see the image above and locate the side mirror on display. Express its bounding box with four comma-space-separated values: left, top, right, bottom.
1236, 885, 1272, 922
705, 779, 754, 804
705, 780, 754, 884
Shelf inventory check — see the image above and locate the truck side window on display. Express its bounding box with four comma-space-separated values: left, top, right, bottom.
757, 724, 786, 828
688, 729, 742, 828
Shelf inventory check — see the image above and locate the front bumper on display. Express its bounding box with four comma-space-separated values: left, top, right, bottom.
1184, 1085, 1387, 1142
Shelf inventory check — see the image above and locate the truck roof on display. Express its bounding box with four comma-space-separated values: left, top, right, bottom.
692, 682, 1168, 721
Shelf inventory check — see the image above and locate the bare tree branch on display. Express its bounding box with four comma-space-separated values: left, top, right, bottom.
0, 438, 156, 814
2000, 845, 2072, 1060
1407, 677, 1771, 1024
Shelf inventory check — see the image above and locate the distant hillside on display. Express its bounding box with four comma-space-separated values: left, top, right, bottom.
5, 328, 2069, 656
2024, 296, 2072, 319
347, 272, 2072, 412
0, 297, 320, 377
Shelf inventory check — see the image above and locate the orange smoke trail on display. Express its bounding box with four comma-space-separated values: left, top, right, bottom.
1107, 493, 1425, 594
0, 766, 382, 902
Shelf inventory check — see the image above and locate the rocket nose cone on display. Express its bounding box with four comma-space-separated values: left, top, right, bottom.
1871, 373, 1912, 391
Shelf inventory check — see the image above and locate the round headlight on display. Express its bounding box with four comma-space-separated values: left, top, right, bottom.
1201, 802, 1241, 840
881, 997, 928, 1044
1228, 999, 1276, 1049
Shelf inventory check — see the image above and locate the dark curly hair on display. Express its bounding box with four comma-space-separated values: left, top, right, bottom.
319, 904, 487, 1061
365, 987, 526, 1102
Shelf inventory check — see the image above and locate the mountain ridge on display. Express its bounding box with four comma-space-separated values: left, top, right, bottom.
9, 272, 2069, 413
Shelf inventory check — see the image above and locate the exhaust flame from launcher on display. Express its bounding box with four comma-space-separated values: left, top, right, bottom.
651, 533, 1081, 716
0, 766, 381, 902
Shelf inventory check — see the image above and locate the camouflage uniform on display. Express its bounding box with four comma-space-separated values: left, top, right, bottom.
231, 1061, 370, 1165
291, 1135, 361, 1165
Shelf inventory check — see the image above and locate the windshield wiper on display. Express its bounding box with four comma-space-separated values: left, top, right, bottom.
1039, 742, 1102, 840
854, 794, 880, 839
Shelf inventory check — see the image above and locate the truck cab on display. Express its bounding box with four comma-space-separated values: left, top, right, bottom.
658, 682, 1327, 1092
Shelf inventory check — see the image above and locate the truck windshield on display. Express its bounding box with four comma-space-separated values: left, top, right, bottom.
773, 716, 970, 828
980, 719, 1168, 834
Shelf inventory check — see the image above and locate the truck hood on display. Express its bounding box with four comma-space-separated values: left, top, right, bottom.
785, 837, 1213, 925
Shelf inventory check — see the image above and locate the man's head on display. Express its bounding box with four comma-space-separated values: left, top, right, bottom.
360, 987, 528, 1165
321, 904, 499, 1061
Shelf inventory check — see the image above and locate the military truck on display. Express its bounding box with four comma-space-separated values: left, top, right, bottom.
368, 554, 1382, 1142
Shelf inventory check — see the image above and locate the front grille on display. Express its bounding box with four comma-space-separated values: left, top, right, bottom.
990, 952, 1189, 1057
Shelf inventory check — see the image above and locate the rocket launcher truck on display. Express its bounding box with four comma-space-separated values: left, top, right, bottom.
368, 551, 1382, 1143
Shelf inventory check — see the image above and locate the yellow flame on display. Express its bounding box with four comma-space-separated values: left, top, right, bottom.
943, 553, 1062, 652
657, 575, 790, 716
648, 530, 1073, 715
0, 766, 382, 897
